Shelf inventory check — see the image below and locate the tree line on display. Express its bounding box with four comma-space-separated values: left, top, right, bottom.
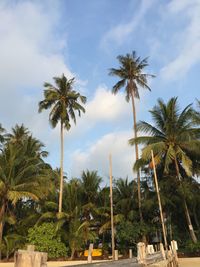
0, 51, 200, 260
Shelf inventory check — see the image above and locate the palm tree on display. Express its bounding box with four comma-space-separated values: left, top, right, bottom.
0, 124, 6, 148
80, 170, 102, 204
109, 51, 155, 222
129, 97, 200, 243
6, 124, 29, 144
38, 74, 87, 212
0, 141, 51, 259
114, 178, 135, 220
192, 99, 200, 125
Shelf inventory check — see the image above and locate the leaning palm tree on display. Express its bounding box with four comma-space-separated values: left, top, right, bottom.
109, 51, 155, 222
129, 97, 200, 243
38, 74, 86, 212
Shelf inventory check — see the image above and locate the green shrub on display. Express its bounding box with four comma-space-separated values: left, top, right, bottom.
116, 220, 149, 253
185, 240, 200, 254
27, 222, 67, 259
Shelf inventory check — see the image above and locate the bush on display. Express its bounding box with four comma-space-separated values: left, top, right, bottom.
27, 222, 67, 259
185, 240, 200, 254
116, 220, 148, 253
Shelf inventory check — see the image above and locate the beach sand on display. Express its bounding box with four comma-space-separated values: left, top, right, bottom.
0, 258, 199, 267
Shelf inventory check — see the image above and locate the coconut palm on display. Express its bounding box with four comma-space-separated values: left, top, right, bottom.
38, 74, 86, 212
192, 99, 200, 125
80, 170, 102, 204
109, 51, 155, 221
0, 124, 6, 148
114, 178, 136, 220
6, 124, 29, 144
7, 124, 48, 158
0, 142, 51, 259
129, 97, 200, 243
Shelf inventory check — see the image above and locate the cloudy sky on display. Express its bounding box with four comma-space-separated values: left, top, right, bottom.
0, 0, 199, 183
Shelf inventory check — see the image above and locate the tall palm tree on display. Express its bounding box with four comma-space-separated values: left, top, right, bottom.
38, 74, 86, 212
129, 97, 200, 243
109, 51, 155, 222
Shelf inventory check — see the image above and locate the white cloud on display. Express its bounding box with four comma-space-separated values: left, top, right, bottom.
160, 0, 200, 81
0, 1, 72, 91
0, 1, 73, 136
101, 0, 155, 49
61, 85, 132, 143
70, 131, 135, 181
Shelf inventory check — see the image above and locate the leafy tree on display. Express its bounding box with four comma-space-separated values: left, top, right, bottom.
129, 97, 200, 243
109, 51, 155, 222
116, 220, 148, 253
38, 74, 86, 212
28, 222, 67, 259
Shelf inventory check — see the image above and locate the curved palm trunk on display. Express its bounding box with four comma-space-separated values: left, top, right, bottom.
174, 158, 197, 243
131, 91, 143, 222
58, 121, 64, 213
0, 201, 6, 261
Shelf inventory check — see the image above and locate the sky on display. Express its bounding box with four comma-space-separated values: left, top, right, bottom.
0, 0, 200, 184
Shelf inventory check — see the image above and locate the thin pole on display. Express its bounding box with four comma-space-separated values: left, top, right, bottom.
109, 154, 115, 260
59, 121, 64, 213
151, 150, 168, 251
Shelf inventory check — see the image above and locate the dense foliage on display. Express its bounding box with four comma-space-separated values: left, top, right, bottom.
28, 223, 67, 259
0, 74, 200, 260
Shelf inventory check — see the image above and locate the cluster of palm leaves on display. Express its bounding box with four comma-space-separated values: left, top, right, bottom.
0, 53, 200, 260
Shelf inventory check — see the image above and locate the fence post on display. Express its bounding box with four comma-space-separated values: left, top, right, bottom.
137, 242, 146, 265
114, 250, 118, 260
87, 243, 93, 263
171, 240, 178, 266
129, 249, 132, 259
160, 243, 166, 260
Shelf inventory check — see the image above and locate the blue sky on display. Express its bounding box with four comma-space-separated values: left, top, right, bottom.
0, 0, 199, 183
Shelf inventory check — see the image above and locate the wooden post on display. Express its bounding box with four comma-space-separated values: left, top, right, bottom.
151, 150, 168, 253
129, 249, 132, 259
14, 250, 47, 267
137, 242, 146, 265
171, 240, 178, 264
87, 243, 93, 263
109, 154, 115, 260
27, 245, 35, 251
160, 243, 166, 260
114, 250, 118, 260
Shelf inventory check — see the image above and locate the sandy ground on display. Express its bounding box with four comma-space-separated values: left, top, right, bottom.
0, 260, 104, 267
178, 257, 200, 267
0, 258, 199, 267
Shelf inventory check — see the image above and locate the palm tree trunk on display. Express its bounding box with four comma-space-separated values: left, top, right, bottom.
174, 157, 197, 243
58, 121, 64, 213
0, 201, 6, 261
131, 91, 143, 222
193, 206, 200, 230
